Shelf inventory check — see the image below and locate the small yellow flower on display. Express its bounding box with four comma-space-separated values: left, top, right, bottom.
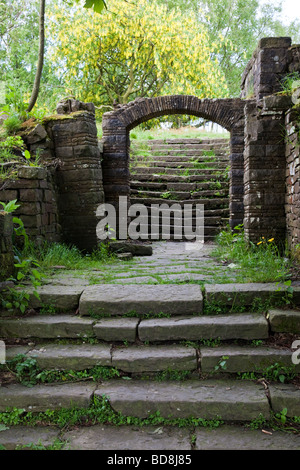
268, 238, 274, 242
257, 241, 263, 245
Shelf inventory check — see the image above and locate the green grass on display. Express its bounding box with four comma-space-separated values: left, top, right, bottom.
211, 226, 291, 283
22, 240, 118, 273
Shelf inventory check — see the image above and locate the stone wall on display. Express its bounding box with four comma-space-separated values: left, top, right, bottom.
0, 100, 104, 252
44, 107, 104, 252
285, 107, 300, 250
240, 37, 295, 101
0, 212, 14, 281
0, 166, 60, 244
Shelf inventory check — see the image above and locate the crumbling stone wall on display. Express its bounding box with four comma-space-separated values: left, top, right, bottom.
0, 212, 14, 280
0, 100, 104, 252
241, 37, 300, 246
285, 107, 300, 250
44, 104, 104, 251
0, 166, 60, 244
241, 37, 297, 100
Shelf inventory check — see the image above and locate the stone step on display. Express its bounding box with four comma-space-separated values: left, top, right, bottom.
130, 189, 228, 199
205, 283, 300, 307
131, 161, 228, 169
6, 343, 197, 374
142, 138, 229, 145
130, 197, 229, 208
148, 143, 229, 151
0, 312, 269, 342
2, 378, 300, 421
16, 343, 293, 376
79, 284, 203, 317
138, 313, 269, 342
2, 423, 300, 450
132, 155, 229, 163
95, 379, 270, 421
130, 181, 229, 191
132, 166, 228, 176
133, 173, 229, 182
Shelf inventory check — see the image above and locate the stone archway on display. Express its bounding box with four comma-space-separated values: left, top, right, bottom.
102, 95, 246, 236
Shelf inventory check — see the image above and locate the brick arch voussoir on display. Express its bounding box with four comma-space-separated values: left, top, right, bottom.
105, 96, 245, 132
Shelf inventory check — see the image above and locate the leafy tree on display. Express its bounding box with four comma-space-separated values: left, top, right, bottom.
47, 0, 228, 112
157, 0, 300, 96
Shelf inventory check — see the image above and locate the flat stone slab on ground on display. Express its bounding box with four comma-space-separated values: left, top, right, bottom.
79, 284, 203, 316
27, 285, 85, 311
93, 317, 139, 342
63, 424, 191, 450
194, 425, 300, 450
268, 308, 300, 334
0, 426, 61, 450
138, 313, 269, 342
269, 383, 300, 417
205, 283, 300, 306
111, 345, 197, 373
0, 315, 94, 339
0, 382, 96, 412
95, 379, 270, 421
200, 346, 296, 373
28, 343, 112, 370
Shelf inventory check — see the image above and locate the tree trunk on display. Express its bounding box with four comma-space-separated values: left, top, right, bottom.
26, 0, 45, 113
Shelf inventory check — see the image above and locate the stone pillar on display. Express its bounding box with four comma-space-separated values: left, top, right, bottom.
0, 212, 14, 281
241, 37, 292, 101
229, 126, 245, 229
101, 113, 130, 236
45, 102, 104, 252
285, 107, 300, 250
243, 96, 289, 244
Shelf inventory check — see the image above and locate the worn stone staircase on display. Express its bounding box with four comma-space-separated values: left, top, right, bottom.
130, 138, 230, 241
1, 274, 300, 449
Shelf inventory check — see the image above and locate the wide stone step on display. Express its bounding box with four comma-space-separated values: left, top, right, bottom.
130, 197, 229, 207
143, 138, 229, 145
79, 284, 203, 317
0, 311, 269, 342
200, 345, 299, 374
0, 382, 97, 412
95, 379, 270, 421
138, 313, 269, 342
134, 161, 228, 169
130, 181, 229, 191
133, 173, 229, 183
130, 189, 228, 199
2, 423, 300, 450
148, 143, 229, 151
133, 155, 229, 163
205, 283, 300, 307
6, 343, 197, 373
132, 166, 228, 176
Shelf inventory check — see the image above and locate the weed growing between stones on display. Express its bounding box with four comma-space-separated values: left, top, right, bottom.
211, 225, 291, 283
237, 362, 298, 384
1, 354, 121, 387
0, 394, 224, 429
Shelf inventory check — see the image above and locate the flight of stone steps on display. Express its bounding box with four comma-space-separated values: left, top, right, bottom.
1, 280, 300, 449
130, 138, 230, 241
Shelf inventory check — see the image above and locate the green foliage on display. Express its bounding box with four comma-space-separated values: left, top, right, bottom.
237, 363, 297, 384
212, 225, 291, 283
0, 199, 20, 213
4, 354, 121, 387
0, 394, 224, 429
